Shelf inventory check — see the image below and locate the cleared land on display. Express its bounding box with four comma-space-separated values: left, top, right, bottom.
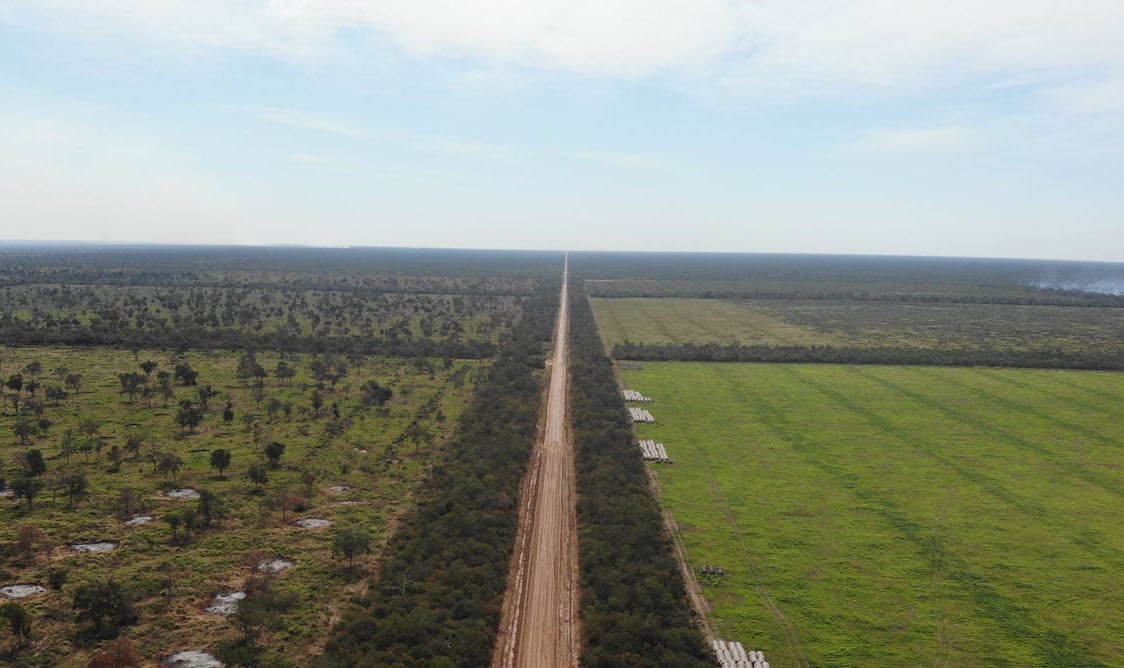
593, 297, 1124, 358
0, 346, 475, 664
624, 362, 1124, 667
591, 298, 839, 348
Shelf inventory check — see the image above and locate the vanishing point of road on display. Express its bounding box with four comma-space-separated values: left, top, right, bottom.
493, 256, 580, 668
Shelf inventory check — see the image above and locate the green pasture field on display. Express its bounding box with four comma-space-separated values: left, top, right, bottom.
593, 297, 1124, 356
0, 346, 478, 665
622, 362, 1124, 667
591, 298, 840, 348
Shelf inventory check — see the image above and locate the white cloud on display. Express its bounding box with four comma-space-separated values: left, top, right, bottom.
1046, 78, 1124, 114
844, 125, 976, 155
8, 1, 1124, 95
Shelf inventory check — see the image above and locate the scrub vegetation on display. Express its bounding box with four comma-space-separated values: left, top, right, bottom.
622, 362, 1124, 667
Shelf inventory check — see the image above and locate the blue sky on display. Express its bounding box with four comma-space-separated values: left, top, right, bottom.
2, 2, 1123, 261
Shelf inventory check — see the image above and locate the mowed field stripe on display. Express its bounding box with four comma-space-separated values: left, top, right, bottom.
777, 365, 1124, 569
850, 367, 1124, 500
976, 368, 1119, 415
709, 365, 1106, 667
911, 368, 1122, 450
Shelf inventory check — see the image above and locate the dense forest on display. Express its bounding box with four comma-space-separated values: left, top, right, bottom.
317, 279, 559, 666
568, 285, 712, 667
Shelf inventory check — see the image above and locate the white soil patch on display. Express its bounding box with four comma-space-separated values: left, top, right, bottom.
333, 501, 361, 507
71, 542, 117, 553
0, 489, 14, 498
1, 584, 46, 599
125, 515, 155, 526
166, 489, 201, 500
327, 485, 351, 494
162, 650, 222, 667
205, 591, 246, 616
293, 518, 332, 529
257, 558, 294, 575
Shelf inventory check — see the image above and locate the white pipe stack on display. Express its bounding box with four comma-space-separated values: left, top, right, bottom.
712, 640, 767, 668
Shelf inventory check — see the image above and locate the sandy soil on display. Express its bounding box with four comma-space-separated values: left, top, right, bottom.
493, 258, 580, 668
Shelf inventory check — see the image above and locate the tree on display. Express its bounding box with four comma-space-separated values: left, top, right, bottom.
210, 449, 232, 479
6, 373, 23, 394
23, 449, 46, 477
271, 488, 305, 522
72, 579, 136, 636
109, 445, 124, 472
13, 418, 36, 446
332, 528, 372, 570
247, 463, 268, 489
274, 360, 295, 385
222, 399, 235, 425
117, 487, 139, 517
0, 602, 31, 643
361, 380, 393, 407
61, 474, 88, 508
139, 360, 158, 378
118, 372, 145, 403
264, 441, 285, 468
64, 372, 83, 394
197, 489, 225, 528
196, 385, 219, 411
173, 362, 198, 386
11, 477, 42, 508
125, 434, 144, 459
45, 384, 67, 405
16, 524, 49, 562
157, 453, 183, 483
88, 639, 143, 667
175, 400, 204, 434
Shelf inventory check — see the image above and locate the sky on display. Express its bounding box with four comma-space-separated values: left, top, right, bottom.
2, 1, 1123, 261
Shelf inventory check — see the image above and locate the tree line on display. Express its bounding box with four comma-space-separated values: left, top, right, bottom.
317, 279, 559, 666
569, 286, 713, 666
612, 342, 1124, 370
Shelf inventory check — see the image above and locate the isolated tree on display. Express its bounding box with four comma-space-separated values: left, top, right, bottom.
45, 384, 67, 405
125, 434, 144, 459
210, 449, 232, 479
222, 399, 235, 425
139, 360, 158, 378
360, 380, 393, 407
274, 361, 295, 385
271, 488, 306, 522
175, 400, 204, 434
118, 372, 145, 403
73, 579, 136, 635
6, 373, 23, 394
109, 445, 124, 472
197, 489, 226, 528
310, 390, 324, 417
196, 385, 219, 411
264, 441, 285, 468
0, 602, 32, 643
404, 422, 434, 453
48, 568, 68, 591
16, 524, 50, 562
61, 473, 88, 508
13, 418, 36, 446
157, 453, 184, 483
247, 463, 268, 489
23, 449, 46, 477
23, 361, 42, 377
117, 487, 139, 517
332, 528, 372, 570
64, 372, 83, 394
173, 362, 198, 386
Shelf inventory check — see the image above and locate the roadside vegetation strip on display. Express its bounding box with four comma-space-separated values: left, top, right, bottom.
568, 287, 712, 667
317, 280, 559, 667
624, 363, 1123, 665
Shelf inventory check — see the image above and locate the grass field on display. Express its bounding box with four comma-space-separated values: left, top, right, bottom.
622, 362, 1124, 666
594, 297, 1124, 357
0, 346, 477, 665
592, 298, 840, 348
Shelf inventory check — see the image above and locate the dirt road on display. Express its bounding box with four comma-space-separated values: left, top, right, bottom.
493, 257, 580, 668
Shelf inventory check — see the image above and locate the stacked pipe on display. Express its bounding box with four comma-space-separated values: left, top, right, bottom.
621, 389, 653, 402
628, 407, 655, 423
638, 439, 671, 463
711, 640, 768, 668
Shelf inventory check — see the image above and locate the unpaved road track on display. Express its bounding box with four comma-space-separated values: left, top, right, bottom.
493, 257, 580, 668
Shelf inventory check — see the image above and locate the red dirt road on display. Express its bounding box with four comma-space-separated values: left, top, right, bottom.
493, 258, 580, 668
